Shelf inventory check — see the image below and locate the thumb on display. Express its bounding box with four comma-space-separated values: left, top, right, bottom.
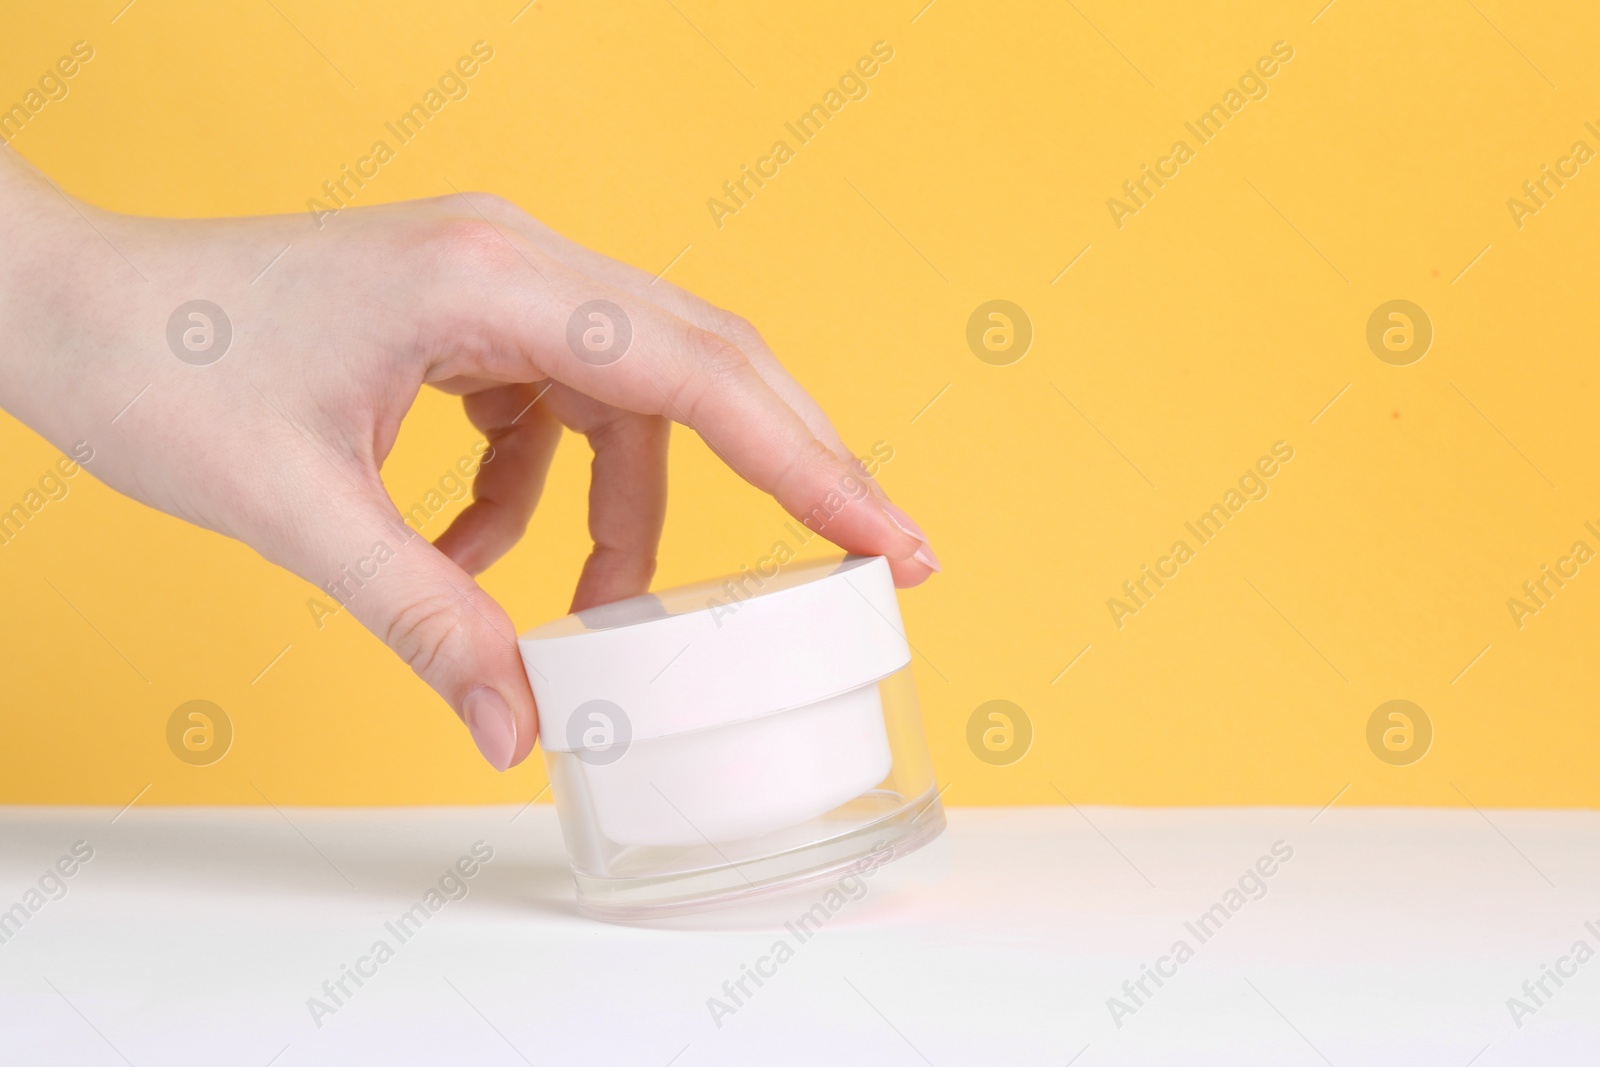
298, 495, 538, 771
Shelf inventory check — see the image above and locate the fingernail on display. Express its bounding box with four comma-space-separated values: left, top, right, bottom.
913, 543, 942, 572
880, 500, 930, 544
463, 686, 517, 772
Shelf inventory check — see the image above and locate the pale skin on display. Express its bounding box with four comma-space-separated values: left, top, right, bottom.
0, 149, 938, 771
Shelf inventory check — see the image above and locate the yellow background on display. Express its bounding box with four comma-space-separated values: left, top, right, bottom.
2, 0, 1596, 808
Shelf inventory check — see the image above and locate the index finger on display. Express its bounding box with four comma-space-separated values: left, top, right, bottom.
421, 239, 927, 565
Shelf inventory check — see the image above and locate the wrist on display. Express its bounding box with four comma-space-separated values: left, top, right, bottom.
0, 150, 126, 439
0, 149, 78, 287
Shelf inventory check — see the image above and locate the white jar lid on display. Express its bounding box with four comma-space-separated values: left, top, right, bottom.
520, 554, 911, 752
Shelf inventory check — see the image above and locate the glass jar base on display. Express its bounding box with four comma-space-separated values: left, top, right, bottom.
571, 785, 946, 922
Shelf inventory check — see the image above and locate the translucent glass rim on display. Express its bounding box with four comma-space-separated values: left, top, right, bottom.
572, 786, 947, 922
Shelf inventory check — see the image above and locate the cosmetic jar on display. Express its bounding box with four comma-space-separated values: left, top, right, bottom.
519, 554, 945, 920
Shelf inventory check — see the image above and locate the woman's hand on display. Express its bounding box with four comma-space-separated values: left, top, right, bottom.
0, 152, 937, 771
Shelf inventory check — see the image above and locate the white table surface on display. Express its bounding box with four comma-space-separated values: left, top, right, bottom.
0, 804, 1595, 1066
